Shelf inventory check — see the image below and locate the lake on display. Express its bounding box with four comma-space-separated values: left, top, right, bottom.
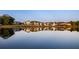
0, 27, 79, 49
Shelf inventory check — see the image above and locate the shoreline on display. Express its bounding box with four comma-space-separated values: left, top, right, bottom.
0, 25, 72, 28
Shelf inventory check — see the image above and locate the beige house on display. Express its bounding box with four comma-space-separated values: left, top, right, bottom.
24, 20, 30, 25
65, 22, 71, 26
24, 20, 42, 26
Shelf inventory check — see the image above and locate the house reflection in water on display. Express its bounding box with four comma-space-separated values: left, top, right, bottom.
24, 27, 42, 33
0, 28, 14, 39
23, 27, 79, 33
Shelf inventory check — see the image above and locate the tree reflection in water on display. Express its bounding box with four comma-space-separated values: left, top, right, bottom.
0, 27, 79, 39
0, 28, 14, 39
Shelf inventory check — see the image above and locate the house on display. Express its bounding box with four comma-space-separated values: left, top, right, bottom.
30, 21, 40, 26
65, 22, 71, 26
24, 20, 41, 26
24, 20, 30, 25
39, 22, 43, 26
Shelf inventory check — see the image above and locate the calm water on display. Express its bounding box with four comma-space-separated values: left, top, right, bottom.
0, 27, 79, 49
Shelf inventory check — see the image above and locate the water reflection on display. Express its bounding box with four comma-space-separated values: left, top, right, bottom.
0, 28, 14, 39
23, 27, 79, 32
0, 27, 79, 39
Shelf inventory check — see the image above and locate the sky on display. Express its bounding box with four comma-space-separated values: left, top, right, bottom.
0, 10, 79, 22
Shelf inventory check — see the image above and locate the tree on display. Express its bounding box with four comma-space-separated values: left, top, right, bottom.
76, 21, 79, 27
0, 14, 15, 25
